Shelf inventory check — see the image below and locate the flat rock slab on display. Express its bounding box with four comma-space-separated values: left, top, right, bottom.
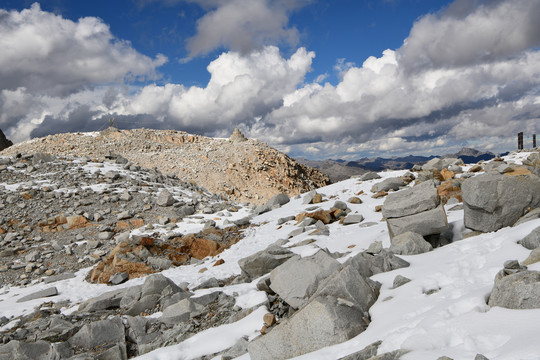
17, 287, 58, 303
382, 180, 439, 219
386, 204, 448, 238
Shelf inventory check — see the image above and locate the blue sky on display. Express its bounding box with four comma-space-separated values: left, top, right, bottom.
0, 0, 539, 159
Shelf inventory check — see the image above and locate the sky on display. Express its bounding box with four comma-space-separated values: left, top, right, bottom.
0, 0, 539, 160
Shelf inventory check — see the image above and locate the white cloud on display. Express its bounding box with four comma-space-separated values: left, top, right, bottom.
16, 46, 314, 141
185, 0, 309, 57
2, 0, 539, 161
0, 3, 166, 96
244, 0, 540, 159
400, 0, 540, 71
113, 46, 315, 131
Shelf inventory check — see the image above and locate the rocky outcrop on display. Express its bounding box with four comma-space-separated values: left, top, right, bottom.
0, 129, 12, 151
488, 261, 540, 309
382, 180, 449, 238
238, 243, 295, 280
248, 262, 381, 360
462, 173, 540, 232
0, 129, 330, 204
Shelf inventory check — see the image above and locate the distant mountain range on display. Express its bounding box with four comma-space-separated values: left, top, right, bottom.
298, 147, 501, 182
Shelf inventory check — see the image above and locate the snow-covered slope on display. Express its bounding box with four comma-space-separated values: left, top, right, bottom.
1, 151, 540, 360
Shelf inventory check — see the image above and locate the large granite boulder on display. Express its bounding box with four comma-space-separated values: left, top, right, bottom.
371, 177, 406, 193
462, 173, 540, 232
518, 226, 540, 250
248, 264, 380, 360
238, 243, 295, 280
269, 250, 341, 309
488, 268, 540, 309
389, 231, 433, 255
382, 181, 448, 238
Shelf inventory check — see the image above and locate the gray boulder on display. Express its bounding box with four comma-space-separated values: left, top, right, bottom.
269, 250, 341, 309
0, 340, 58, 360
69, 318, 126, 352
359, 172, 381, 181
342, 214, 364, 225
518, 226, 540, 250
392, 275, 412, 288
382, 180, 448, 239
422, 158, 444, 171
255, 193, 290, 214
238, 244, 295, 280
382, 180, 439, 219
248, 264, 380, 360
514, 207, 540, 227
79, 288, 126, 311
488, 270, 540, 309
371, 177, 406, 193
156, 189, 174, 207
141, 274, 183, 298
16, 287, 58, 303
386, 205, 448, 238
347, 249, 410, 278
160, 298, 203, 325
462, 173, 540, 232
389, 231, 433, 255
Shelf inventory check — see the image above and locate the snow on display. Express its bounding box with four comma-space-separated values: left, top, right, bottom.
1, 151, 540, 359
137, 306, 268, 360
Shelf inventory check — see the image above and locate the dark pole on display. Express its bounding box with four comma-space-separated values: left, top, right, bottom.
534, 134, 537, 148
518, 132, 523, 150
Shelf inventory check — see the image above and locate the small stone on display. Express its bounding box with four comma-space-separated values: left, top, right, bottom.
347, 197, 362, 204
392, 275, 412, 288
157, 190, 175, 207
109, 272, 129, 285
263, 313, 276, 326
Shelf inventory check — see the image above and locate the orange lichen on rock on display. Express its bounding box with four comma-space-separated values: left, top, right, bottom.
437, 180, 462, 204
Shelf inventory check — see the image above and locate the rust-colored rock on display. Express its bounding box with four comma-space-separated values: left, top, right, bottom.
505, 166, 532, 176
88, 242, 154, 284
213, 259, 225, 267
307, 210, 333, 224
372, 190, 388, 199
437, 180, 462, 204
312, 194, 323, 204
65, 215, 89, 229
263, 313, 276, 326
348, 196, 362, 204
182, 237, 220, 260
440, 168, 455, 181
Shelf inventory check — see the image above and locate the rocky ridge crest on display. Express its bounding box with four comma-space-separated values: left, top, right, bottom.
0, 128, 330, 204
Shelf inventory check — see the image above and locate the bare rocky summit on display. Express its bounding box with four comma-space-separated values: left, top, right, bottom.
0, 128, 329, 204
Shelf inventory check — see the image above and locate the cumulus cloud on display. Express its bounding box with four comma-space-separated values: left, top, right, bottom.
111, 46, 314, 132
0, 3, 166, 96
245, 0, 540, 158
18, 46, 314, 142
2, 0, 540, 161
185, 0, 310, 57
400, 0, 540, 71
